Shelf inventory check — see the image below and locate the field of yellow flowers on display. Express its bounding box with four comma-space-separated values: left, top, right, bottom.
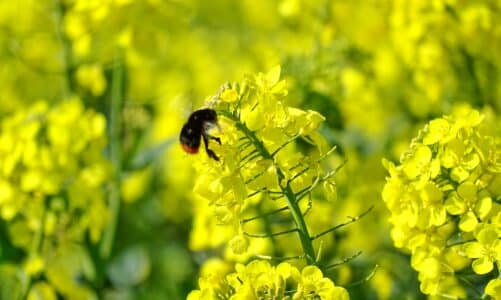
0, 1, 500, 299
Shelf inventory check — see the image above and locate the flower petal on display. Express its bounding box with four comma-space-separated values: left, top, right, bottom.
485, 278, 501, 298
472, 257, 493, 274
464, 242, 483, 259
475, 197, 492, 220
458, 211, 478, 232
476, 227, 498, 244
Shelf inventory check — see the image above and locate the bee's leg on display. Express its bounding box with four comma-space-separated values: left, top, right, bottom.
208, 135, 221, 145
203, 122, 221, 144
202, 134, 220, 161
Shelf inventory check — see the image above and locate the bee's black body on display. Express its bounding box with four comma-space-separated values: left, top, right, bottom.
180, 108, 221, 161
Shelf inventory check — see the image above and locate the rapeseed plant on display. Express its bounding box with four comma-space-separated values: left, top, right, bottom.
0, 98, 109, 298
187, 66, 373, 299
383, 105, 501, 298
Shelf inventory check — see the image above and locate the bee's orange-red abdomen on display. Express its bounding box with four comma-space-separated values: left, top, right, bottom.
181, 143, 199, 154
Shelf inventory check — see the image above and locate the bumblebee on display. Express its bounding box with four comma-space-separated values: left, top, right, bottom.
179, 108, 221, 161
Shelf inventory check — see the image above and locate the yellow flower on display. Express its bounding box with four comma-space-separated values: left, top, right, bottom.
121, 168, 151, 203
445, 182, 492, 232
189, 260, 302, 299
27, 282, 57, 300
402, 145, 440, 181
422, 118, 451, 145
439, 138, 480, 183
228, 234, 250, 255
485, 278, 501, 300
24, 255, 45, 276
293, 266, 349, 300
463, 226, 501, 274
76, 64, 107, 96
220, 88, 240, 103
254, 65, 288, 98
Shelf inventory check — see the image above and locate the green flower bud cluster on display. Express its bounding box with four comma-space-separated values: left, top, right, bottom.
382, 105, 501, 298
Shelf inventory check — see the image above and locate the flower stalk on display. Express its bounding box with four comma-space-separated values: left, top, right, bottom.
225, 111, 317, 264
100, 54, 124, 259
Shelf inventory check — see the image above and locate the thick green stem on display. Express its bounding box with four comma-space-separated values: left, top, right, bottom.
281, 182, 316, 264
100, 55, 123, 258
228, 114, 316, 264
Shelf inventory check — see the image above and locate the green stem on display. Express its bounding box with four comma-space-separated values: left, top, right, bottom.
100, 54, 123, 259
456, 274, 483, 298
22, 200, 47, 298
460, 47, 483, 107
282, 183, 316, 264
226, 113, 316, 264
54, 0, 74, 97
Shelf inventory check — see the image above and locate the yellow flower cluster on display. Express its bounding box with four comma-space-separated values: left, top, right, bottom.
188, 259, 348, 300
383, 105, 501, 297
188, 66, 354, 297
64, 0, 133, 57
190, 66, 340, 259
193, 66, 327, 218
390, 1, 501, 116
0, 98, 109, 297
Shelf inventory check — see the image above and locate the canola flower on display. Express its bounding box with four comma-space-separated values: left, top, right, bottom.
0, 98, 110, 298
188, 66, 356, 299
382, 105, 501, 298
188, 260, 349, 300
